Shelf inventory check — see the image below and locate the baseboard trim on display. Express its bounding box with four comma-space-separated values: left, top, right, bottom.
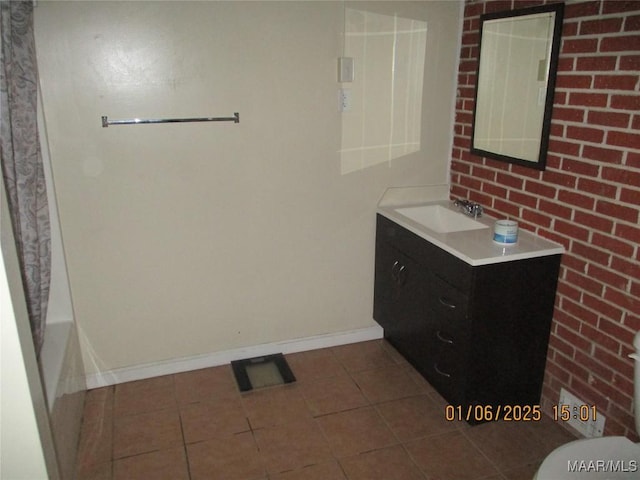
85, 325, 383, 389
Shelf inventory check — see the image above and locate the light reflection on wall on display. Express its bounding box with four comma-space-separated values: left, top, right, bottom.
340, 8, 427, 175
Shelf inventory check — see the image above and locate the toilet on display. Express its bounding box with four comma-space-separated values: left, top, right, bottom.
534, 331, 640, 479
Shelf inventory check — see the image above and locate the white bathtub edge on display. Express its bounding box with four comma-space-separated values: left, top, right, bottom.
85, 325, 384, 389
39, 321, 72, 411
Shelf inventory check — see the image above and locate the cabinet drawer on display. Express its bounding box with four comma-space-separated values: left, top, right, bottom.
428, 275, 469, 324
376, 215, 473, 291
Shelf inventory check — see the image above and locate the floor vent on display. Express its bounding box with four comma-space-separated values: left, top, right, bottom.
231, 353, 296, 392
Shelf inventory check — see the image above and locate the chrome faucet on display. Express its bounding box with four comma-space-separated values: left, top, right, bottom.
453, 198, 483, 219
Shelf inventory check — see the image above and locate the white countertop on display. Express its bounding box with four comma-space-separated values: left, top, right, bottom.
377, 199, 565, 266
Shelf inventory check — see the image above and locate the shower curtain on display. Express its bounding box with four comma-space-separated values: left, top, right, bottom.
0, 0, 50, 355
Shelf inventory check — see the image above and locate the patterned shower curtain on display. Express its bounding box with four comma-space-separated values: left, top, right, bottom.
0, 0, 50, 355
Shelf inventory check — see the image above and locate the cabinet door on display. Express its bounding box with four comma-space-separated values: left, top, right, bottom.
373, 240, 432, 366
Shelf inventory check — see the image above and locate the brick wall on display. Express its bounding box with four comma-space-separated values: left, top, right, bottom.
452, 0, 640, 438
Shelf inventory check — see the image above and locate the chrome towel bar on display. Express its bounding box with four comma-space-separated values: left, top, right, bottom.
101, 112, 239, 127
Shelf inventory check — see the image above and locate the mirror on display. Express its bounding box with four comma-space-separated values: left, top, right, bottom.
471, 3, 564, 170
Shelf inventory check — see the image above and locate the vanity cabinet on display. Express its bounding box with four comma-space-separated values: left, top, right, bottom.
374, 214, 561, 422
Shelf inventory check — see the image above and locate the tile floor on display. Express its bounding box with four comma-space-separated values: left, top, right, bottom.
76, 340, 577, 480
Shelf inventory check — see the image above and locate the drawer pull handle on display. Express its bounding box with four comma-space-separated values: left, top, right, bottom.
397, 265, 406, 286
434, 363, 451, 378
391, 261, 400, 282
436, 331, 454, 344
439, 297, 457, 309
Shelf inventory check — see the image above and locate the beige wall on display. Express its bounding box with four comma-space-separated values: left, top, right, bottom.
34, 1, 462, 375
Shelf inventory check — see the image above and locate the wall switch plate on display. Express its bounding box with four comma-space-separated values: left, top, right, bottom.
339, 88, 352, 112
558, 388, 605, 438
338, 57, 354, 83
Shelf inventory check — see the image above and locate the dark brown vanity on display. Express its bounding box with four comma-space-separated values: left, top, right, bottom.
373, 200, 563, 424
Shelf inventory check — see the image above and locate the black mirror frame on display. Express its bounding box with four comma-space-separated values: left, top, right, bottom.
470, 2, 564, 171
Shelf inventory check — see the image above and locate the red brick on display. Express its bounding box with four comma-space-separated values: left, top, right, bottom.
563, 20, 580, 38
607, 130, 640, 150
471, 165, 496, 181
525, 180, 557, 198
611, 256, 640, 279
566, 1, 601, 18
580, 18, 623, 35
620, 187, 640, 205
598, 317, 635, 347
587, 110, 631, 129
567, 125, 605, 144
633, 115, 640, 130
601, 35, 640, 52
576, 56, 617, 71
568, 92, 608, 107
458, 59, 478, 73
577, 178, 618, 198
575, 350, 615, 383
482, 182, 507, 198
562, 253, 588, 276
496, 172, 524, 190
553, 106, 585, 122
626, 151, 640, 168
541, 170, 578, 189
581, 323, 622, 354
461, 31, 480, 47
464, 1, 484, 18
611, 94, 640, 110
603, 288, 640, 321
556, 74, 593, 89
569, 377, 612, 411
521, 208, 553, 228
508, 189, 538, 208
615, 222, 640, 244
584, 293, 625, 324
583, 145, 625, 164
562, 158, 600, 177
459, 174, 482, 191
554, 219, 590, 241
588, 263, 630, 291
554, 90, 568, 105
544, 359, 571, 384
558, 189, 595, 209
620, 54, 640, 71
492, 198, 520, 218
557, 323, 592, 353
595, 199, 639, 223
591, 232, 636, 258
558, 57, 575, 72
556, 351, 590, 382
594, 74, 640, 90
546, 154, 562, 170
508, 162, 542, 178
572, 240, 613, 266
602, 165, 640, 186
625, 313, 640, 332
538, 199, 573, 220
548, 139, 581, 157
484, 0, 512, 14
565, 38, 600, 55
624, 14, 640, 31
603, 1, 640, 15
567, 270, 604, 295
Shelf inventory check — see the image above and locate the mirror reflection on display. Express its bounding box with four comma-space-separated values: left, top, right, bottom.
471, 3, 564, 170
340, 5, 427, 175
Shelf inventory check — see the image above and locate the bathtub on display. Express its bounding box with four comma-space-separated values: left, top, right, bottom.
39, 89, 87, 480
40, 319, 85, 480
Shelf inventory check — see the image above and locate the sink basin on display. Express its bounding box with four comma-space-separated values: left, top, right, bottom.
395, 204, 489, 233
